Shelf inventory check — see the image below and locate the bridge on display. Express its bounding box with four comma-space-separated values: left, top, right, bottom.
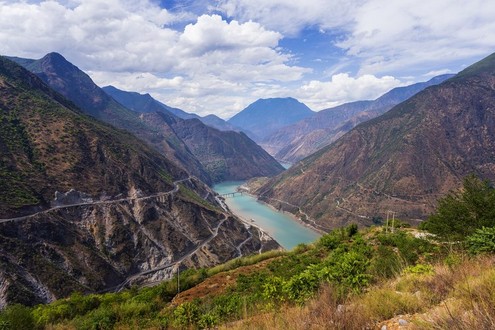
220, 191, 244, 198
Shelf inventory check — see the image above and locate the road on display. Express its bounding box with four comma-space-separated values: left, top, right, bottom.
114, 214, 228, 292
0, 177, 193, 224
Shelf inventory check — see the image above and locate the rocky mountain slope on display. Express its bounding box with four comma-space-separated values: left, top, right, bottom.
104, 86, 285, 182
0, 57, 278, 307
255, 54, 495, 230
228, 97, 314, 141
261, 74, 453, 162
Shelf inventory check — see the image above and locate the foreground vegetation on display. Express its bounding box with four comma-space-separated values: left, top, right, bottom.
1, 176, 495, 329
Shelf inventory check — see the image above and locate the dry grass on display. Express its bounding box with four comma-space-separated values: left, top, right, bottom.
223, 285, 370, 330
223, 255, 495, 330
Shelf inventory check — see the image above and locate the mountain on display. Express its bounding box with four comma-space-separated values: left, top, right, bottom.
228, 97, 314, 141
9, 53, 211, 184
254, 53, 495, 230
0, 57, 278, 307
11, 53, 283, 184
261, 74, 454, 162
103, 85, 239, 132
103, 85, 285, 182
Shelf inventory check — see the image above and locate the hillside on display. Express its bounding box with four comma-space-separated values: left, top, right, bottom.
4, 218, 495, 329
261, 74, 453, 162
9, 53, 211, 184
228, 97, 314, 141
104, 86, 285, 182
255, 53, 495, 230
0, 57, 279, 307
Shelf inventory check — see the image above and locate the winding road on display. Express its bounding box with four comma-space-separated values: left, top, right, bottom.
0, 177, 193, 224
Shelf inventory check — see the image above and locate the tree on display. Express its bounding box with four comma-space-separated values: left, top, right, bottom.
420, 175, 495, 240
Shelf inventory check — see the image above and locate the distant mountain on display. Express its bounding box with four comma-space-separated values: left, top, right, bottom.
255, 53, 495, 230
0, 56, 277, 306
103, 85, 239, 132
104, 85, 285, 182
228, 97, 314, 141
261, 74, 454, 162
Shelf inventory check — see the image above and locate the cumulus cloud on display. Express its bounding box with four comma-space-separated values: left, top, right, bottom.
0, 0, 309, 117
216, 0, 495, 76
337, 0, 495, 75
296, 73, 402, 110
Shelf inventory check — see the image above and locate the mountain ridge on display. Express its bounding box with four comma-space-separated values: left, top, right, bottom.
261, 74, 454, 162
0, 56, 279, 307
254, 54, 495, 230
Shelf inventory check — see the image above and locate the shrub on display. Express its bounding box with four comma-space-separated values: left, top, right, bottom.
173, 301, 200, 327
421, 175, 495, 240
0, 304, 34, 330
467, 226, 495, 254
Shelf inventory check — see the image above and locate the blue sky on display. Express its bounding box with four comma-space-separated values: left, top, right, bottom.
1, 0, 494, 118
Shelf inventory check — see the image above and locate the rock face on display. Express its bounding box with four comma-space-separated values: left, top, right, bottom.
261, 75, 454, 162
104, 86, 285, 182
228, 97, 314, 141
0, 57, 279, 307
255, 53, 495, 230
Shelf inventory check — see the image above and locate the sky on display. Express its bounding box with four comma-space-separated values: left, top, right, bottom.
1, 0, 494, 119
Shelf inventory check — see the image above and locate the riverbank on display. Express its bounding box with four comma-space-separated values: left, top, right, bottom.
213, 181, 320, 250
237, 183, 326, 236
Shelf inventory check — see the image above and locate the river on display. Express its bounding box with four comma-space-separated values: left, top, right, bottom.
213, 181, 321, 250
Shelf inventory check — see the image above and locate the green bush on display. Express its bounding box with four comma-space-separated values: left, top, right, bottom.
173, 301, 200, 327
0, 304, 34, 330
421, 175, 495, 240
467, 226, 495, 254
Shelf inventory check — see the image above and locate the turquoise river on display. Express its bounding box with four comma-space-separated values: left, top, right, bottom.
213, 181, 321, 250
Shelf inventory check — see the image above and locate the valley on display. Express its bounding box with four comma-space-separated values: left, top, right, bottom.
212, 181, 320, 250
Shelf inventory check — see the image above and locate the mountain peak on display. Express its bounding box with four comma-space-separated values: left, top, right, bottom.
228, 97, 314, 141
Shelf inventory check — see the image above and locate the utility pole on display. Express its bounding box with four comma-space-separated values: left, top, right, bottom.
177, 266, 180, 294
385, 211, 389, 233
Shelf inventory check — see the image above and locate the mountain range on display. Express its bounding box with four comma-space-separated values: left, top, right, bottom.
104, 86, 285, 182
255, 53, 495, 230
9, 53, 283, 183
0, 56, 278, 307
260, 74, 454, 162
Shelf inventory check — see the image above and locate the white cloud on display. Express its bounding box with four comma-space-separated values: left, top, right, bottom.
216, 0, 358, 36
296, 73, 402, 110
337, 0, 495, 75
217, 0, 495, 77
0, 0, 309, 117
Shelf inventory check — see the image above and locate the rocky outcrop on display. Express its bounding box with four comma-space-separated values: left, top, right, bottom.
0, 188, 277, 307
